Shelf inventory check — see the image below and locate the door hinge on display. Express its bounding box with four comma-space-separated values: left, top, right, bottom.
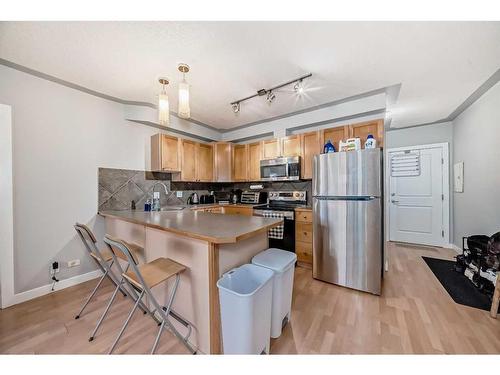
442, 230, 445, 237
442, 194, 444, 200
441, 158, 444, 164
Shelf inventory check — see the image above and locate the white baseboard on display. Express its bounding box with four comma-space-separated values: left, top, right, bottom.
444, 243, 462, 254
4, 269, 102, 308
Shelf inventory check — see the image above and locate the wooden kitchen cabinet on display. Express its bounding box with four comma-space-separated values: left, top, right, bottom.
195, 143, 214, 182
222, 206, 254, 216
180, 139, 197, 181
248, 142, 262, 181
300, 131, 320, 179
295, 208, 313, 267
262, 139, 281, 159
213, 142, 233, 182
281, 135, 301, 157
349, 119, 384, 147
233, 144, 248, 181
150, 134, 181, 172
320, 125, 350, 153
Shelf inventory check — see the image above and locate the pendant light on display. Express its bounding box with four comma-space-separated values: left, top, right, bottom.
177, 63, 190, 119
158, 78, 170, 126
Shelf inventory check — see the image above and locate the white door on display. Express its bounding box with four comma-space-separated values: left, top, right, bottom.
388, 144, 448, 246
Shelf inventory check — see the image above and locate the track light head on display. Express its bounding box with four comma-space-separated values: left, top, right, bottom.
232, 102, 240, 113
266, 91, 276, 103
294, 80, 304, 94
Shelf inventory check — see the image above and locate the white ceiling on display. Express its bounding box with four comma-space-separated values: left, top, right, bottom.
1, 21, 499, 129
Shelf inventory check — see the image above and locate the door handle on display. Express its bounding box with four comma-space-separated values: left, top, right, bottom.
391, 200, 399, 204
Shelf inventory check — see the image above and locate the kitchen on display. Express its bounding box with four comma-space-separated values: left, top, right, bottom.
1, 17, 500, 366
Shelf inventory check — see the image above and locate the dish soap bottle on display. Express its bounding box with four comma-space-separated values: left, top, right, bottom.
152, 191, 161, 211
323, 139, 335, 153
364, 134, 377, 149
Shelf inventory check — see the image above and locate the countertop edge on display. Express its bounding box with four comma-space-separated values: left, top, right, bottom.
98, 211, 283, 244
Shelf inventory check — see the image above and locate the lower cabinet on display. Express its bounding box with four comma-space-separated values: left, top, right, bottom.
222, 206, 254, 216
204, 207, 222, 213
295, 208, 313, 267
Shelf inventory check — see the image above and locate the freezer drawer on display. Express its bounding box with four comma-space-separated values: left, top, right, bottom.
312, 197, 382, 295
313, 149, 382, 197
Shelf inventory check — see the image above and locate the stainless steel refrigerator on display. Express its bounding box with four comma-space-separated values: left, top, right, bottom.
312, 149, 383, 295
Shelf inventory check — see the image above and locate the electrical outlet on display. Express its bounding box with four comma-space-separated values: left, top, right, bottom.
50, 261, 60, 275
176, 191, 183, 198
67, 259, 80, 268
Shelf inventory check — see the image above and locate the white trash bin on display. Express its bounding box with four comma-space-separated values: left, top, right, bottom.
252, 248, 297, 338
217, 263, 274, 354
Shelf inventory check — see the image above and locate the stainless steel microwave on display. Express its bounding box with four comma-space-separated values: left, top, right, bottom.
260, 156, 301, 181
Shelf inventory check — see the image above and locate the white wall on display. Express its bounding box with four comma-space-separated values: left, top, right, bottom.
385, 122, 454, 244
385, 121, 453, 149
0, 65, 169, 294
452, 81, 500, 246
0, 104, 14, 305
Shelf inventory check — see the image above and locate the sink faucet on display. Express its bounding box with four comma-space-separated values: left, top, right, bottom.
151, 182, 169, 211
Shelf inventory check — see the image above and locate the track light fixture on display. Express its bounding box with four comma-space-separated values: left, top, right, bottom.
230, 72, 312, 113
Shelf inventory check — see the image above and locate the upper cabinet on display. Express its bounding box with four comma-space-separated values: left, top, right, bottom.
196, 143, 214, 182
281, 135, 301, 157
151, 134, 181, 172
320, 126, 349, 153
349, 119, 384, 147
248, 142, 262, 181
150, 118, 384, 181
213, 142, 233, 182
262, 139, 281, 159
180, 139, 197, 181
300, 131, 320, 180
233, 144, 248, 182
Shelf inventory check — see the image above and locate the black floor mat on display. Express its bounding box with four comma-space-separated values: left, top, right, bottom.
422, 256, 498, 312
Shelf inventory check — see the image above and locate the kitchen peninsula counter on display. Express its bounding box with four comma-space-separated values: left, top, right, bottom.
99, 209, 281, 244
98, 209, 282, 354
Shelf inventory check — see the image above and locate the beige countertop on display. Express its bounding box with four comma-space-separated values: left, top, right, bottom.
99, 210, 282, 244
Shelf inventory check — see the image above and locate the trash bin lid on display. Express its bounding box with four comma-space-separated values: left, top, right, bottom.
252, 248, 297, 273
216, 264, 274, 297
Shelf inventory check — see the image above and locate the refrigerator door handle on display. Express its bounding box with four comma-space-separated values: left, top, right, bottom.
313, 196, 378, 201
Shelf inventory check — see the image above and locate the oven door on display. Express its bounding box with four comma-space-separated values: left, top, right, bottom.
253, 209, 296, 252
269, 216, 295, 252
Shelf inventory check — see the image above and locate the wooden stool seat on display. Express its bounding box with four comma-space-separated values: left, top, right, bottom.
123, 257, 186, 290
90, 248, 114, 262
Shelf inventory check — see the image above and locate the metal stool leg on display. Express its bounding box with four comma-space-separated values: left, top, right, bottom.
89, 277, 122, 341
151, 275, 195, 354
151, 320, 166, 354
109, 290, 145, 354
75, 270, 108, 319
149, 275, 180, 354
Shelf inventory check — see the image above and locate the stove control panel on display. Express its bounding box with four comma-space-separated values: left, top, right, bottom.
268, 191, 306, 202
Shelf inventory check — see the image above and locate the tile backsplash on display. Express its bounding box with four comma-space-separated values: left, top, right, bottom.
98, 167, 312, 211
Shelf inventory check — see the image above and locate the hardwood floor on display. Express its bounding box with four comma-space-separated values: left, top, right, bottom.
1, 242, 499, 354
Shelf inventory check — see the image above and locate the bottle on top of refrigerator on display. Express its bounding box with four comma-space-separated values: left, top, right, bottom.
323, 139, 335, 153
364, 134, 377, 149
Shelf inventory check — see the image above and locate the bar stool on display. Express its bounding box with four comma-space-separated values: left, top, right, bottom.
88, 234, 156, 342
74, 223, 128, 319
103, 235, 196, 354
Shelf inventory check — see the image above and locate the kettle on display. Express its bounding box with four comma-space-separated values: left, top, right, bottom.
187, 192, 199, 205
